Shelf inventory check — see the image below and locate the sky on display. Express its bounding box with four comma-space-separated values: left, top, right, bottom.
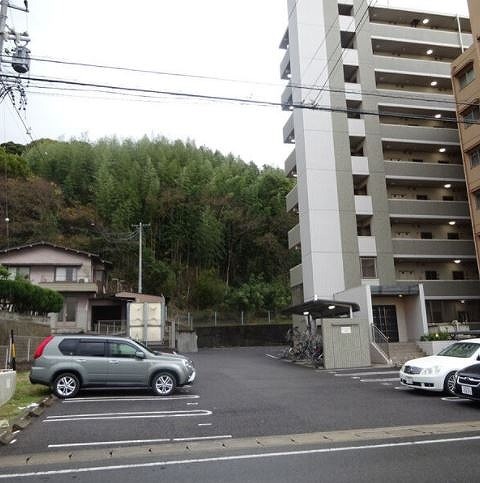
0, 0, 470, 169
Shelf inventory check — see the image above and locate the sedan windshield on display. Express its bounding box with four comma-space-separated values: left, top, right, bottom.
437, 342, 480, 358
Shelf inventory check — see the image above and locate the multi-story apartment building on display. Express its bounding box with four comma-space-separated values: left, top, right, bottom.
452, 0, 480, 278
281, 0, 480, 342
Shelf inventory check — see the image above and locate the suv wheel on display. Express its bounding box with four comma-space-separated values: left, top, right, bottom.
152, 372, 176, 396
53, 373, 80, 399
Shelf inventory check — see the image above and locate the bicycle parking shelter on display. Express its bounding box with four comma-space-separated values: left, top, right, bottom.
283, 299, 371, 369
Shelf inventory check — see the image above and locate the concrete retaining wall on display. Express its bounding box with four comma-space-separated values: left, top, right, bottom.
0, 370, 16, 407
196, 324, 287, 348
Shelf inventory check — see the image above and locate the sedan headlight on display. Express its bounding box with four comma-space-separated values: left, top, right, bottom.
420, 366, 442, 375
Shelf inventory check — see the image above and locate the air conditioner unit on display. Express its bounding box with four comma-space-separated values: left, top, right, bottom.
78, 278, 89, 283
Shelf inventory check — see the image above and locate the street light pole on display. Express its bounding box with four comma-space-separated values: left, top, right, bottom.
132, 222, 150, 294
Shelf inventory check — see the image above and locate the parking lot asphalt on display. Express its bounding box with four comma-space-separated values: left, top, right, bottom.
2, 346, 480, 459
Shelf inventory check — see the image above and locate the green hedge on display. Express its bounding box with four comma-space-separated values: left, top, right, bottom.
0, 278, 64, 314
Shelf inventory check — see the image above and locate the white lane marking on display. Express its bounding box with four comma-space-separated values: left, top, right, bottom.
265, 354, 279, 359
187, 402, 199, 406
64, 395, 200, 403
335, 371, 399, 377
4, 435, 480, 479
44, 410, 212, 422
198, 423, 212, 426
48, 435, 232, 449
359, 378, 399, 383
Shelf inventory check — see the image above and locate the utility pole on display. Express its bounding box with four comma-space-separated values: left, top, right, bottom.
132, 222, 150, 294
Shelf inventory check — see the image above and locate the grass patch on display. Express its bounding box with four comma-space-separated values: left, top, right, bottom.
0, 371, 50, 421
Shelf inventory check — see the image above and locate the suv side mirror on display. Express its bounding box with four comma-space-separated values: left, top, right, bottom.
135, 351, 145, 359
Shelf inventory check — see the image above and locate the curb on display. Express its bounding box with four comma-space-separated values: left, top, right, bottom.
0, 395, 55, 445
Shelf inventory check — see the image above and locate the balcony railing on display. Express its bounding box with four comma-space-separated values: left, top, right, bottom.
392, 239, 475, 258
388, 199, 470, 219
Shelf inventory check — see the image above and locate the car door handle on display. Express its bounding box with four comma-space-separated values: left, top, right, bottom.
75, 359, 87, 363
109, 360, 120, 364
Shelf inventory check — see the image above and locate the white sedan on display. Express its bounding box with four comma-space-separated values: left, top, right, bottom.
399, 339, 480, 395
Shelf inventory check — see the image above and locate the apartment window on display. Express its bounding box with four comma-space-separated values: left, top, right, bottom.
360, 257, 377, 278
6, 266, 30, 280
425, 270, 439, 280
55, 267, 77, 282
453, 271, 465, 280
457, 65, 475, 89
447, 232, 459, 240
416, 194, 428, 200
420, 232, 433, 239
442, 195, 454, 201
462, 105, 480, 128
469, 147, 480, 168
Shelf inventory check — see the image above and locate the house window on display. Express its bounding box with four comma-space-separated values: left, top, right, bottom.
55, 267, 77, 282
448, 232, 459, 240
6, 266, 30, 280
469, 147, 480, 168
360, 257, 377, 278
462, 105, 480, 128
425, 270, 439, 280
453, 271, 465, 280
458, 65, 475, 89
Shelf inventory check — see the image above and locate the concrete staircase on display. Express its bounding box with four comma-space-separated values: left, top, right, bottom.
389, 342, 426, 367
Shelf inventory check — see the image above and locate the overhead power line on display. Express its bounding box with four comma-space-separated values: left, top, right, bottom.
3, 72, 479, 128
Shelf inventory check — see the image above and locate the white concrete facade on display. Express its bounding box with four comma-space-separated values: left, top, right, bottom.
282, 0, 480, 340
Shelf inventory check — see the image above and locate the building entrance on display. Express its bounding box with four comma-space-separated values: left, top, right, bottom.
372, 305, 399, 342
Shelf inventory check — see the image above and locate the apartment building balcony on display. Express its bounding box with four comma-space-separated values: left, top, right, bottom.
373, 55, 451, 78
358, 236, 377, 256
280, 49, 291, 80
283, 113, 295, 144
369, 23, 471, 52
376, 89, 453, 110
288, 224, 301, 249
375, 71, 452, 94
388, 199, 470, 219
281, 85, 293, 111
384, 161, 464, 182
345, 82, 362, 101
355, 195, 373, 215
286, 184, 298, 212
290, 263, 303, 287
342, 48, 358, 67
351, 156, 369, 176
39, 281, 99, 293
348, 118, 365, 137
284, 148, 296, 178
404, 280, 480, 299
392, 239, 476, 259
339, 14, 355, 32
380, 123, 459, 145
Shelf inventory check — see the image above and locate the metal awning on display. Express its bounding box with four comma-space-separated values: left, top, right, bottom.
282, 299, 360, 319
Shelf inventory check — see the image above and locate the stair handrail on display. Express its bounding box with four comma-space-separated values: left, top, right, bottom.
371, 324, 390, 359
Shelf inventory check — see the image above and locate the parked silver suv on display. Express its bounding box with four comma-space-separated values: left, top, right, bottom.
30, 335, 196, 398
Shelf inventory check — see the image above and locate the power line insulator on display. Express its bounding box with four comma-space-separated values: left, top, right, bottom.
12, 46, 31, 73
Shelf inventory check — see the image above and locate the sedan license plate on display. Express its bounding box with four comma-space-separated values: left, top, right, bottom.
405, 377, 413, 385
461, 385, 473, 396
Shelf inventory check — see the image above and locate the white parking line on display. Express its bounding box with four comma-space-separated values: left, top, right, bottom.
5, 435, 480, 479
359, 378, 399, 383
44, 409, 212, 422
335, 371, 399, 377
394, 386, 414, 390
64, 395, 200, 403
265, 354, 279, 359
187, 402, 199, 406
198, 423, 212, 427
441, 397, 470, 402
48, 435, 232, 448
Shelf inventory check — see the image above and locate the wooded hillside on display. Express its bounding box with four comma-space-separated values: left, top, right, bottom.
0, 138, 298, 311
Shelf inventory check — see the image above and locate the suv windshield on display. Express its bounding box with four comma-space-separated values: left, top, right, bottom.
437, 342, 480, 358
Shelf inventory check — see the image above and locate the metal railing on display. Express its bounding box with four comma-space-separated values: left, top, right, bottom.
93, 320, 127, 335
370, 324, 390, 360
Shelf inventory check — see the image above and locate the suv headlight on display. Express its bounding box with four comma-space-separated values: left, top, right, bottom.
183, 359, 194, 370
420, 366, 442, 375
